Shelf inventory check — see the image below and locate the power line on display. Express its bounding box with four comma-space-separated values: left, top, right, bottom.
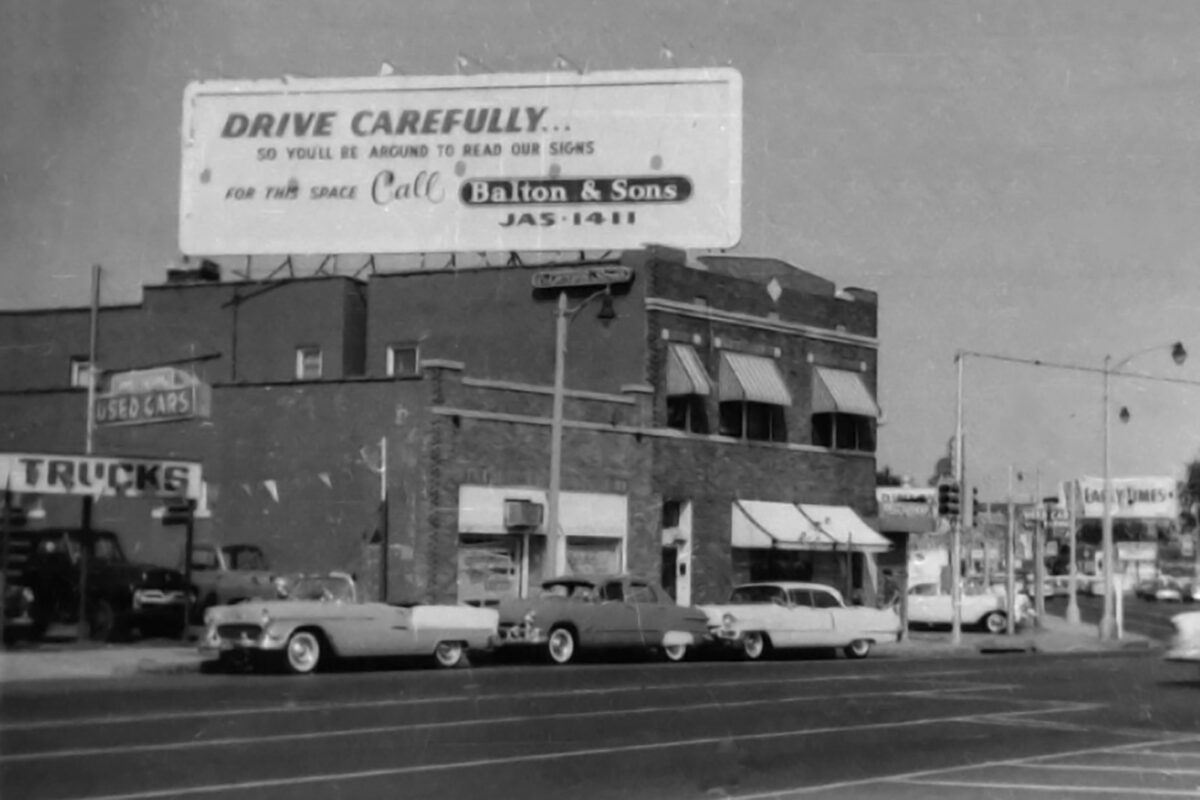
959, 350, 1200, 387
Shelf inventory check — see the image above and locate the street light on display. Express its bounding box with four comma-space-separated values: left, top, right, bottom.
545, 286, 616, 581
1099, 341, 1187, 641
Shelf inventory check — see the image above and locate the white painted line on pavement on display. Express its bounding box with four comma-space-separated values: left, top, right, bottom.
1019, 762, 1200, 775
0, 667, 975, 732
54, 706, 1085, 800
896, 778, 1200, 796
0, 683, 1018, 763
722, 732, 1200, 798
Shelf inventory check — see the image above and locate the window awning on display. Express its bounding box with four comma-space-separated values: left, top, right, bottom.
718, 352, 793, 406
812, 367, 879, 418
666, 344, 713, 396
731, 500, 891, 553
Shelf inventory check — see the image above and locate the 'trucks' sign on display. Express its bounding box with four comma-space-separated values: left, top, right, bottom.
0, 453, 203, 499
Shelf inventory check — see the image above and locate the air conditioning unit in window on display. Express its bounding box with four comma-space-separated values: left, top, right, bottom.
504, 499, 544, 530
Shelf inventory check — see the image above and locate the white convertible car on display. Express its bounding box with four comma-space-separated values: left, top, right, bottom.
700, 582, 901, 660
201, 573, 498, 674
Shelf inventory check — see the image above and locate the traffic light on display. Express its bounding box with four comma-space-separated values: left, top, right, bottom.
937, 481, 961, 519
972, 487, 982, 525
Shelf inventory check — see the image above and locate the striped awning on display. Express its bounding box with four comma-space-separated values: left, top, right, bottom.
666, 344, 713, 396
718, 352, 793, 406
731, 500, 890, 553
812, 367, 879, 418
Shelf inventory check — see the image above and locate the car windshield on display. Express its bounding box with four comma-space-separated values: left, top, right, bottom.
285, 575, 355, 603
729, 586, 785, 605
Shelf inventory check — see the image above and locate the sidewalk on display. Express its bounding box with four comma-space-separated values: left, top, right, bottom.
0, 614, 1157, 684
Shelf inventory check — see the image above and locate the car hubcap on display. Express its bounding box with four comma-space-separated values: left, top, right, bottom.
549, 630, 573, 663
436, 643, 462, 667
289, 634, 318, 671
664, 645, 685, 661
987, 614, 1005, 633
745, 634, 764, 659
852, 640, 869, 657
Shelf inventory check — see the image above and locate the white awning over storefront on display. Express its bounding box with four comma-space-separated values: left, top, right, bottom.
731, 499, 890, 553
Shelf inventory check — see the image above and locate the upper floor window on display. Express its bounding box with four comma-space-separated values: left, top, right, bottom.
295, 347, 322, 380
717, 352, 792, 442
69, 357, 94, 389
387, 344, 420, 378
664, 344, 712, 433
811, 366, 879, 452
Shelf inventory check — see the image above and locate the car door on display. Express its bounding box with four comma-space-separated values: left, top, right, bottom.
906, 583, 947, 625
594, 580, 643, 647
785, 588, 836, 647
626, 581, 667, 646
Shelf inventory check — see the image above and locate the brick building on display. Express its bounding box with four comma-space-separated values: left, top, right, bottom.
0, 247, 887, 605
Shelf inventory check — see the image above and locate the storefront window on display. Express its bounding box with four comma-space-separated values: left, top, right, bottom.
457, 535, 520, 604
565, 537, 621, 576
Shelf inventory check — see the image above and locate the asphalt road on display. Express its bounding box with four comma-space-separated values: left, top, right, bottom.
2, 645, 1199, 800
1047, 593, 1186, 641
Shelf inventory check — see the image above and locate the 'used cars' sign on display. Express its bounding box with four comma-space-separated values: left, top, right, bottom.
180, 68, 742, 255
95, 367, 211, 427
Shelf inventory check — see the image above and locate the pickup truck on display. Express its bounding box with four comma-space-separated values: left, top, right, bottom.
187, 543, 280, 617
4, 528, 188, 641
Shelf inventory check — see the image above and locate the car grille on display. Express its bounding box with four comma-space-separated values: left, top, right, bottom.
217, 624, 263, 641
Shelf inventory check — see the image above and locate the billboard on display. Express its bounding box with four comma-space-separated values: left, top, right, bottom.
1074, 476, 1179, 520
180, 69, 742, 256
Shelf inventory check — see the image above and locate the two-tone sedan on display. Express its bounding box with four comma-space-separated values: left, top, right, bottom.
493, 574, 710, 665
202, 573, 498, 674
700, 582, 901, 660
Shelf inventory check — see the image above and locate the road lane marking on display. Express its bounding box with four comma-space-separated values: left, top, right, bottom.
0, 668, 976, 732
897, 779, 1200, 796
722, 733, 1200, 798
1018, 762, 1200, 775
0, 684, 1022, 763
51, 706, 1095, 800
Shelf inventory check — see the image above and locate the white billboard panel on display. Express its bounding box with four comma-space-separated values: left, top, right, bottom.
1076, 476, 1179, 519
180, 69, 742, 255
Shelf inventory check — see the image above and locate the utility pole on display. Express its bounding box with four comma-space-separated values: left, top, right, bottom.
1006, 466, 1016, 636
951, 352, 964, 645
1033, 469, 1045, 628
78, 264, 101, 641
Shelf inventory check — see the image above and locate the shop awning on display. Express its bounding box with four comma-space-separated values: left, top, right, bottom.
731, 500, 836, 550
666, 344, 713, 396
718, 352, 793, 406
731, 500, 891, 553
797, 504, 891, 553
812, 367, 879, 418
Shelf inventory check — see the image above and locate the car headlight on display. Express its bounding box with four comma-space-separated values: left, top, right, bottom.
274, 577, 290, 598
722, 613, 736, 628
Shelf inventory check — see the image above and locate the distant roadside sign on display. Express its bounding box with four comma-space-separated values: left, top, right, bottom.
1021, 507, 1070, 524
180, 68, 743, 255
0, 453, 202, 500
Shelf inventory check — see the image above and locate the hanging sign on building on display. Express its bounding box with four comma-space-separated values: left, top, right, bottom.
0, 453, 203, 500
180, 68, 742, 255
1075, 476, 1178, 520
531, 265, 633, 290
94, 366, 212, 427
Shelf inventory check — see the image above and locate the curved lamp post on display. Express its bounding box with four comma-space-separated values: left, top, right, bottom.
546, 287, 616, 581
1100, 341, 1187, 640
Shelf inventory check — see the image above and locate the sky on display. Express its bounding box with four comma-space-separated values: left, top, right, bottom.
2, 0, 1199, 502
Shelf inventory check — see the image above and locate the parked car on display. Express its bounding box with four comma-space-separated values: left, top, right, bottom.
4, 528, 188, 641
1135, 576, 1185, 603
201, 572, 498, 674
493, 574, 710, 665
186, 543, 280, 617
699, 582, 901, 660
1165, 610, 1200, 666
906, 581, 1029, 633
